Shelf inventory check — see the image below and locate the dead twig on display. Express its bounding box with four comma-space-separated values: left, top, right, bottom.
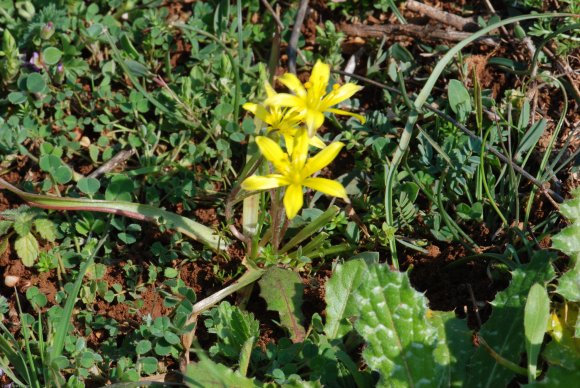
287, 0, 308, 74
405, 0, 478, 31
339, 23, 498, 46
261, 0, 284, 30
88, 149, 135, 179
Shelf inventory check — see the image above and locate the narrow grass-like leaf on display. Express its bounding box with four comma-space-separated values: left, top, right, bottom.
279, 206, 338, 254
523, 365, 580, 387
524, 283, 550, 382
465, 252, 556, 387
258, 267, 306, 342
324, 259, 367, 339
0, 177, 228, 251
354, 263, 445, 386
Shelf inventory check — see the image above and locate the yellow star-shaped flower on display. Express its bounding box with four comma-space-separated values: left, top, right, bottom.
243, 82, 325, 154
265, 60, 365, 137
241, 129, 348, 219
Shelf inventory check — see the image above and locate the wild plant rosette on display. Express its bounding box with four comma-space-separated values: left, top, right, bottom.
241, 60, 365, 219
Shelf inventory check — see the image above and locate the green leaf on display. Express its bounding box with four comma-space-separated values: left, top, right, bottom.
0, 220, 12, 236
138, 357, 158, 375
135, 340, 151, 355
54, 165, 72, 184
26, 73, 47, 93
203, 301, 259, 361
516, 119, 546, 162
448, 79, 471, 121
184, 356, 258, 388
258, 267, 306, 342
556, 264, 580, 301
465, 252, 556, 387
34, 218, 57, 241
77, 177, 101, 195
324, 259, 367, 339
354, 263, 445, 386
105, 175, 134, 201
523, 365, 580, 387
12, 216, 32, 237
14, 233, 39, 267
163, 332, 180, 345
124, 59, 150, 77
7, 91, 27, 104
42, 47, 62, 65
428, 311, 471, 387
524, 283, 550, 382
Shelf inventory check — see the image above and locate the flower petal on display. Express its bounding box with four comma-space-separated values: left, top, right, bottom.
291, 128, 309, 168
305, 109, 325, 137
264, 81, 277, 98
303, 141, 344, 177
244, 103, 271, 123
320, 83, 363, 109
265, 93, 306, 111
309, 60, 330, 97
283, 184, 304, 219
255, 136, 291, 174
309, 135, 326, 149
325, 108, 366, 124
277, 73, 307, 99
304, 177, 347, 199
242, 175, 285, 191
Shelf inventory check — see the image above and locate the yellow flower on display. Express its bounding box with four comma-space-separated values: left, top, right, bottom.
265, 60, 365, 137
241, 129, 347, 219
243, 82, 325, 154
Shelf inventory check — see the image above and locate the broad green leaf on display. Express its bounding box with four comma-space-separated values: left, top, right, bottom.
77, 177, 101, 195
14, 233, 39, 267
448, 79, 471, 121
139, 356, 158, 375
184, 356, 259, 388
42, 47, 62, 65
12, 215, 32, 237
7, 91, 26, 104
552, 225, 580, 259
428, 311, 471, 387
354, 263, 444, 387
34, 218, 57, 241
259, 267, 306, 342
523, 365, 580, 387
524, 283, 550, 382
324, 259, 367, 339
559, 193, 580, 222
556, 264, 580, 302
26, 72, 46, 93
465, 252, 556, 387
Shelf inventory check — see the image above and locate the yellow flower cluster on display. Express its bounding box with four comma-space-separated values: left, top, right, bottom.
241, 60, 365, 219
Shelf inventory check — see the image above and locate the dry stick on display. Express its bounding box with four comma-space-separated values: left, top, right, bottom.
481, 0, 510, 36
466, 283, 483, 328
339, 23, 499, 46
287, 0, 309, 74
405, 0, 478, 31
543, 46, 580, 103
88, 149, 135, 179
261, 0, 284, 30
333, 69, 564, 203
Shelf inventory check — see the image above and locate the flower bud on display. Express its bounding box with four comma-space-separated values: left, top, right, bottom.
40, 22, 55, 40
4, 275, 19, 287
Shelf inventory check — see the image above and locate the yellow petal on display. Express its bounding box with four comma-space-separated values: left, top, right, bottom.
265, 93, 306, 110
303, 142, 344, 177
283, 133, 295, 155
255, 136, 291, 174
309, 60, 330, 96
277, 73, 307, 98
242, 175, 285, 191
244, 103, 272, 123
284, 184, 304, 219
304, 177, 347, 199
291, 128, 309, 168
305, 110, 325, 137
325, 108, 366, 124
321, 83, 363, 109
309, 135, 326, 149
264, 81, 277, 98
